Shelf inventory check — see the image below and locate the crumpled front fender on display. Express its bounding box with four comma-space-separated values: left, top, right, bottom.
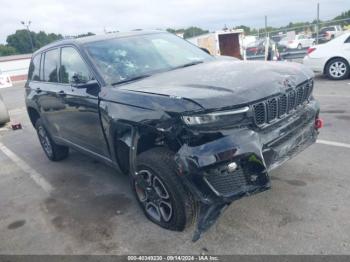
174, 100, 319, 241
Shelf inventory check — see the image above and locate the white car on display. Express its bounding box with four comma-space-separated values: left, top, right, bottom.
279, 34, 315, 50
303, 32, 350, 80
0, 69, 12, 88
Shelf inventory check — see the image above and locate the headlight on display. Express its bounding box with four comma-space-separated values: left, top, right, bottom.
182, 106, 250, 127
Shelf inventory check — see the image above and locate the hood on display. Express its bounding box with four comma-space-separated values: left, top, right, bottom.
120, 59, 314, 110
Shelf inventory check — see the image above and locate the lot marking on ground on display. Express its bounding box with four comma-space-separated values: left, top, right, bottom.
317, 139, 350, 149
0, 142, 53, 193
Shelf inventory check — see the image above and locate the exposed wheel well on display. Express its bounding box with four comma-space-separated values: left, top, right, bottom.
27, 107, 40, 127
323, 56, 349, 74
113, 125, 180, 175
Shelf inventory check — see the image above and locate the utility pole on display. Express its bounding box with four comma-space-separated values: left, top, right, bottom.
21, 21, 34, 52
264, 15, 269, 61
316, 3, 320, 44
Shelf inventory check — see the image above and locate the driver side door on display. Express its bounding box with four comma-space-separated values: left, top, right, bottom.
58, 46, 110, 158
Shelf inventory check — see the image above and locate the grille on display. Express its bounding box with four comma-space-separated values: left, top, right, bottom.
287, 90, 296, 112
296, 86, 304, 106
278, 94, 287, 117
253, 81, 312, 127
267, 98, 278, 122
253, 103, 266, 125
205, 168, 247, 196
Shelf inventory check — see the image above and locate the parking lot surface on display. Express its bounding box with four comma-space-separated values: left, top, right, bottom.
0, 75, 350, 255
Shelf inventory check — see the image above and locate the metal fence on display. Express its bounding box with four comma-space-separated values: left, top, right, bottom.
244, 16, 350, 61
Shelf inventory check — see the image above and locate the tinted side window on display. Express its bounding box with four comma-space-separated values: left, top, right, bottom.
28, 54, 41, 81
60, 47, 91, 83
345, 36, 350, 44
43, 49, 59, 82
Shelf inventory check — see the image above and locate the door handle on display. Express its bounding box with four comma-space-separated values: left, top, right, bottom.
58, 90, 66, 97
35, 88, 42, 93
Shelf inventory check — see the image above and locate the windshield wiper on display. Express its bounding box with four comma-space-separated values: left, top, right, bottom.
111, 74, 151, 86
172, 61, 204, 70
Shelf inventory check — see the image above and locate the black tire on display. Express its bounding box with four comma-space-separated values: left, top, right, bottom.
132, 147, 196, 231
325, 58, 350, 80
35, 118, 69, 161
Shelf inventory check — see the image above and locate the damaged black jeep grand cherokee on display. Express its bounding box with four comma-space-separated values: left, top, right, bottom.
26, 31, 321, 241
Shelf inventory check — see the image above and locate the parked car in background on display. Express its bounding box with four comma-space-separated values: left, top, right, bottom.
0, 69, 12, 88
0, 94, 10, 125
319, 25, 343, 41
271, 34, 286, 45
279, 34, 315, 50
25, 31, 320, 241
303, 32, 350, 80
245, 38, 275, 59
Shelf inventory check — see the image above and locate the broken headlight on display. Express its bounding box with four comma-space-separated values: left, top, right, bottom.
182, 106, 250, 127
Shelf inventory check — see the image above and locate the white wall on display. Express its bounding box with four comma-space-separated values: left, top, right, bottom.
0, 58, 30, 77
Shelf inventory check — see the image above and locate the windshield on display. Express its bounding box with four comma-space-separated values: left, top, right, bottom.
84, 32, 214, 85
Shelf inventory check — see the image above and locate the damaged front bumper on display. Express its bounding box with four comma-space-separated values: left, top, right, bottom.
175, 100, 320, 241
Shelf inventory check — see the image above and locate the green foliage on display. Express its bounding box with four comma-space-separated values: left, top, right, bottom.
167, 27, 209, 38
183, 27, 209, 38
0, 45, 17, 56
76, 32, 96, 38
6, 30, 63, 54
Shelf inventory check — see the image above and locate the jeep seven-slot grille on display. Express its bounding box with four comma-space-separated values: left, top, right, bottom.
253, 81, 313, 126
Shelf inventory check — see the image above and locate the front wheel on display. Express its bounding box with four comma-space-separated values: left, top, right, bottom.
325, 58, 350, 80
35, 119, 69, 161
132, 147, 196, 231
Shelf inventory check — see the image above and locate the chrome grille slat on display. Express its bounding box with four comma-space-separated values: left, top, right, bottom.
253, 81, 312, 127
267, 98, 278, 122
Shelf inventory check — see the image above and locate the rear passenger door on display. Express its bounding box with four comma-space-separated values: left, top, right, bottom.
35, 48, 69, 139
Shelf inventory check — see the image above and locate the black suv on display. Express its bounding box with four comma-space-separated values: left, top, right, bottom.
25, 31, 320, 241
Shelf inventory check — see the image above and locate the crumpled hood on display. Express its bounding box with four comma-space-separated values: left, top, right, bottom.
120, 59, 314, 110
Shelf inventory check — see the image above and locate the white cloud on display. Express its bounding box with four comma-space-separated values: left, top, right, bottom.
0, 0, 348, 43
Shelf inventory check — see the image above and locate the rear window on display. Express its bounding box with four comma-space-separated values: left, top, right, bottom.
345, 36, 350, 44
320, 27, 333, 32
43, 49, 59, 82
28, 54, 41, 81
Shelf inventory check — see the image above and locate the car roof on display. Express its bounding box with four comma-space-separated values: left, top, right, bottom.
33, 30, 164, 56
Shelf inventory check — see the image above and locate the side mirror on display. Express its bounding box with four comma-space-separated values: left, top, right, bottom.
71, 73, 87, 85
71, 73, 98, 89
200, 47, 211, 55
71, 79, 99, 89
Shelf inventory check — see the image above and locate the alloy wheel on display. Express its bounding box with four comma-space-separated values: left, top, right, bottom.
134, 169, 173, 222
37, 126, 53, 157
329, 61, 347, 78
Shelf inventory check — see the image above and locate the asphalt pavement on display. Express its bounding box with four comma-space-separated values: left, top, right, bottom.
0, 75, 350, 255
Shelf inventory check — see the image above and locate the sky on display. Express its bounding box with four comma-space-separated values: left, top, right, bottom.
0, 0, 349, 44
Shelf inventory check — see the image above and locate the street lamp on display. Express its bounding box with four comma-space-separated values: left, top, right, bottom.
21, 21, 34, 53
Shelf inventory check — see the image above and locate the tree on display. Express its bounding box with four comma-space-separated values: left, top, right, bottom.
76, 32, 95, 38
6, 30, 63, 54
183, 27, 209, 39
0, 45, 17, 56
6, 30, 33, 54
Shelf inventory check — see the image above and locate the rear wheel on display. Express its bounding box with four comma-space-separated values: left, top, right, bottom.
132, 147, 196, 231
35, 119, 69, 161
325, 58, 349, 80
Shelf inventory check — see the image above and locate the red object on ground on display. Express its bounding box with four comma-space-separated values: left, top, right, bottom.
315, 118, 323, 129
11, 123, 22, 130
